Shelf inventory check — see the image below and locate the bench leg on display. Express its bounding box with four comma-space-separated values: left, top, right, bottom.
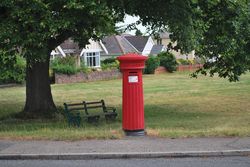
105, 114, 117, 121
68, 116, 81, 127
87, 116, 100, 123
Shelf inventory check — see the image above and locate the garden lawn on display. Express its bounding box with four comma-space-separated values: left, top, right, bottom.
0, 72, 250, 140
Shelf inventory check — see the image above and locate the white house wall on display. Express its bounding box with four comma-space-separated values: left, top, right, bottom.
86, 39, 103, 50
142, 37, 155, 56
80, 39, 103, 56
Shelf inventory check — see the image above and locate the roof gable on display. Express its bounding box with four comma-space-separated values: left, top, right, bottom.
124, 36, 149, 52
102, 35, 138, 55
60, 38, 81, 54
102, 36, 123, 55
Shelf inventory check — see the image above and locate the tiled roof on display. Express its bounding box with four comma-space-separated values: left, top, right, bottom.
116, 36, 138, 53
123, 36, 149, 52
102, 36, 123, 55
150, 45, 165, 55
60, 39, 81, 53
102, 35, 138, 55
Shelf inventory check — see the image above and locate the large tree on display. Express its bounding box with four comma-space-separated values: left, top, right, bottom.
0, 0, 122, 117
0, 0, 249, 117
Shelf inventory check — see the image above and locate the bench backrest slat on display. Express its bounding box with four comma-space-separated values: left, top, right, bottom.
85, 101, 103, 105
83, 100, 106, 115
64, 103, 84, 112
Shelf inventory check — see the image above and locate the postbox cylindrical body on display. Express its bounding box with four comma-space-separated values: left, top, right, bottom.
117, 53, 147, 136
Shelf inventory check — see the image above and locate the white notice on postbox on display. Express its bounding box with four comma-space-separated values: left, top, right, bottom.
128, 76, 138, 83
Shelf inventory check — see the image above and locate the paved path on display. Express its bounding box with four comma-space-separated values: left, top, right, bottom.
0, 137, 249, 159
2, 157, 250, 167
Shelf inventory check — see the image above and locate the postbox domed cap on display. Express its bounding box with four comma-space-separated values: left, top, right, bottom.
117, 53, 147, 61
117, 53, 148, 70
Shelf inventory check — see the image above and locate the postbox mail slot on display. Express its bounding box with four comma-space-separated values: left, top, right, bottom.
128, 76, 138, 83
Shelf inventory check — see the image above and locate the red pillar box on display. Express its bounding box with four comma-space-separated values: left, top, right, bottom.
117, 53, 147, 136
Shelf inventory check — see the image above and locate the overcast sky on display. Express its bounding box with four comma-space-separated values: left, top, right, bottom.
116, 15, 147, 35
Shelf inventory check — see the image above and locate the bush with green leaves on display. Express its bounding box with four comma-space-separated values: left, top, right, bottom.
102, 57, 117, 64
101, 60, 119, 70
80, 58, 91, 73
157, 52, 177, 72
50, 56, 79, 75
0, 55, 26, 84
144, 55, 160, 74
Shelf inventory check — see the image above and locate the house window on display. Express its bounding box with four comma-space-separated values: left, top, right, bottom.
84, 52, 100, 67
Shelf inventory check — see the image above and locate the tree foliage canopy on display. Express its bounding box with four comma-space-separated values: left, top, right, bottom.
121, 0, 250, 81
0, 0, 249, 116
1, 0, 249, 81
193, 0, 250, 81
0, 0, 121, 62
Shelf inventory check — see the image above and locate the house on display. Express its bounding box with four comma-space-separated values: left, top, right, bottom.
153, 32, 195, 60
51, 35, 156, 68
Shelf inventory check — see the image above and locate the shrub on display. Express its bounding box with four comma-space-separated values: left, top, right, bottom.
51, 56, 76, 67
80, 59, 90, 73
144, 55, 160, 74
101, 60, 119, 70
102, 57, 117, 64
157, 52, 177, 72
52, 64, 79, 75
51, 56, 79, 75
0, 55, 26, 84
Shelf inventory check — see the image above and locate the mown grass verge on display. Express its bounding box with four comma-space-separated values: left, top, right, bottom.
0, 72, 249, 140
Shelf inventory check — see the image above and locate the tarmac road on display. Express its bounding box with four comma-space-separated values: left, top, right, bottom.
1, 156, 250, 167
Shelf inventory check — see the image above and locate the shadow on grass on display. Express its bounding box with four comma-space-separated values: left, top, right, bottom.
0, 103, 217, 131
144, 104, 217, 129
0, 106, 123, 133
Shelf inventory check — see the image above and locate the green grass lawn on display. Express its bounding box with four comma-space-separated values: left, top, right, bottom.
0, 72, 250, 140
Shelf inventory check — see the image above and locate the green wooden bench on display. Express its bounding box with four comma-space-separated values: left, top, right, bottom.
63, 100, 117, 126
83, 100, 117, 123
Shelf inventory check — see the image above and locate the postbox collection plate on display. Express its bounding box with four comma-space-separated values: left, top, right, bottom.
128, 76, 138, 83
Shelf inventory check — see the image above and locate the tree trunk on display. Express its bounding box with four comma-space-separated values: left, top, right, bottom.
23, 52, 56, 118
